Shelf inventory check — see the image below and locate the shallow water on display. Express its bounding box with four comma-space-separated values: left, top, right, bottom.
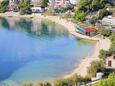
0, 17, 94, 84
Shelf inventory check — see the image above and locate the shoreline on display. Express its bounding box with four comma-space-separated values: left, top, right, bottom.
0, 12, 111, 78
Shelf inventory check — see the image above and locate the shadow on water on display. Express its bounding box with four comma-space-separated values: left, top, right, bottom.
0, 17, 9, 29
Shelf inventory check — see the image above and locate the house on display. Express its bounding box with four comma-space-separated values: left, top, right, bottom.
50, 0, 71, 8
75, 26, 96, 37
8, 0, 19, 12
31, 6, 44, 13
84, 27, 96, 37
106, 55, 115, 69
31, 0, 40, 7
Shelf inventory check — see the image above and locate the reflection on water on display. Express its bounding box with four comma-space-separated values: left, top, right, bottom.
0, 17, 69, 39
0, 17, 94, 84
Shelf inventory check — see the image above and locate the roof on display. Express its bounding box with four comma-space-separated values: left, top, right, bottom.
76, 26, 85, 33
84, 27, 96, 32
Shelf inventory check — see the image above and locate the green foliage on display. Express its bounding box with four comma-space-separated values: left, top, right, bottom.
53, 75, 84, 86
0, 0, 9, 13
99, 50, 109, 60
45, 8, 55, 16
97, 28, 111, 37
74, 11, 86, 22
18, 0, 32, 15
40, 0, 49, 8
109, 32, 115, 42
97, 9, 111, 19
43, 82, 51, 86
90, 16, 98, 24
23, 83, 33, 86
74, 0, 110, 22
87, 60, 105, 77
77, 0, 109, 12
92, 73, 115, 86
108, 32, 115, 55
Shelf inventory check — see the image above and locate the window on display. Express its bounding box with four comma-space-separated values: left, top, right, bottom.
108, 61, 112, 67
113, 56, 115, 59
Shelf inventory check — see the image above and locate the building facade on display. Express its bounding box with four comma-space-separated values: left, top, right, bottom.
49, 0, 71, 8
9, 0, 20, 12
106, 55, 115, 69
31, 0, 40, 6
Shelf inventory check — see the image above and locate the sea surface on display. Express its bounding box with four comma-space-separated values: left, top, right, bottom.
0, 17, 94, 84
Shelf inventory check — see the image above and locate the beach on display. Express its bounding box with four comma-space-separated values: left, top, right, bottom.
0, 12, 111, 78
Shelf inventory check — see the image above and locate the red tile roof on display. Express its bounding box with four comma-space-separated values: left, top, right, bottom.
84, 27, 96, 32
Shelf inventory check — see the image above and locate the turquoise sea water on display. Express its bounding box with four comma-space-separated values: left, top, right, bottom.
0, 17, 94, 84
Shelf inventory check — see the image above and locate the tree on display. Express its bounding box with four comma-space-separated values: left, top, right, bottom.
97, 9, 111, 19
23, 83, 33, 86
45, 8, 55, 16
87, 60, 105, 77
74, 11, 86, 22
43, 82, 51, 86
97, 28, 111, 37
36, 81, 43, 86
109, 32, 115, 42
18, 0, 32, 15
0, 0, 9, 13
99, 50, 108, 60
54, 79, 68, 86
40, 0, 49, 8
91, 0, 100, 11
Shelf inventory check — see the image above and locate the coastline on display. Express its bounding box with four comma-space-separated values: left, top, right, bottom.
0, 12, 111, 78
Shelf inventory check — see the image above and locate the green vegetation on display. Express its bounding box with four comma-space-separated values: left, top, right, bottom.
74, 11, 86, 22
97, 28, 111, 37
109, 32, 115, 55
92, 73, 115, 86
87, 60, 105, 77
99, 50, 109, 60
45, 8, 55, 16
22, 82, 51, 86
74, 0, 112, 22
97, 9, 111, 19
21, 75, 90, 86
40, 0, 49, 8
0, 0, 9, 13
76, 0, 109, 13
97, 28, 115, 59
97, 28, 115, 62
18, 0, 32, 15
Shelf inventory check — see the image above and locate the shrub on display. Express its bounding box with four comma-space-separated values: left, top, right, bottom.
45, 8, 55, 16
92, 73, 115, 86
74, 11, 86, 22
97, 28, 111, 37
99, 50, 108, 60
87, 60, 105, 77
0, 0, 9, 13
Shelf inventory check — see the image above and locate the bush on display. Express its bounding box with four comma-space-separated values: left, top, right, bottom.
19, 9, 25, 15
87, 60, 105, 77
18, 0, 32, 15
97, 28, 111, 37
97, 9, 112, 19
45, 8, 55, 16
74, 11, 86, 22
99, 50, 109, 60
0, 0, 9, 13
92, 73, 115, 86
